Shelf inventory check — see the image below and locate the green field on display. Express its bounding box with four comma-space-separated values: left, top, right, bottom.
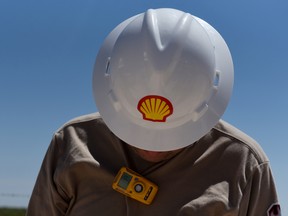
0, 208, 26, 216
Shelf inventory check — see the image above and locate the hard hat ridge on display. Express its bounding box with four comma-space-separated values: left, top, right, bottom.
142, 9, 192, 51
141, 9, 199, 72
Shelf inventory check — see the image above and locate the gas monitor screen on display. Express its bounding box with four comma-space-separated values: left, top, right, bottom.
118, 172, 132, 190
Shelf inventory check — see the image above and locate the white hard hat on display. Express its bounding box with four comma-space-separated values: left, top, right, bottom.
93, 8, 234, 151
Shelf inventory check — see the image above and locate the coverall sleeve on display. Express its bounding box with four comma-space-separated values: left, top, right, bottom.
26, 133, 70, 216
239, 162, 281, 216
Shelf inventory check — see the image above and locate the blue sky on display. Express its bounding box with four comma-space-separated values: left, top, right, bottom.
0, 0, 287, 214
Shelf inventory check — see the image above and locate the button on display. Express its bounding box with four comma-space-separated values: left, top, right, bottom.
134, 183, 144, 193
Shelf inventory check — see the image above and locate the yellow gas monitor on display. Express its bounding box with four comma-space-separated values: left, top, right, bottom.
112, 167, 158, 205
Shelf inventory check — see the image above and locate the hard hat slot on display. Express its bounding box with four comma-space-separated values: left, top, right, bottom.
213, 70, 220, 87
105, 57, 111, 77
108, 90, 121, 112
191, 103, 208, 122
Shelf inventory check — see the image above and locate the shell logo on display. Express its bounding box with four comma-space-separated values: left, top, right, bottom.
137, 95, 173, 122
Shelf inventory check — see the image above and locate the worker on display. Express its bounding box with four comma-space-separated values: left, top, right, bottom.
26, 8, 281, 216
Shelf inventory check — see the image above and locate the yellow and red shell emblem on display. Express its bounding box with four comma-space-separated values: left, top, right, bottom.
137, 95, 173, 122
